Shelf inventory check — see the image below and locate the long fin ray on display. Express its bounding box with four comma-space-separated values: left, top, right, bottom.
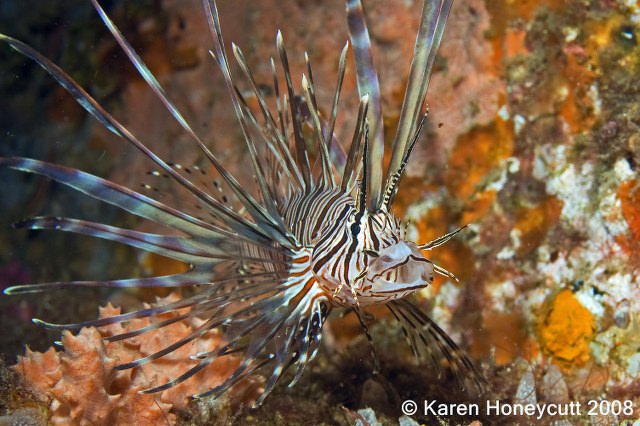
0, 158, 221, 237
188, 302, 293, 400
105, 279, 286, 342
301, 73, 335, 188
21, 271, 284, 329
346, 0, 384, 210
194, 358, 270, 400
274, 30, 312, 188
388, 301, 441, 377
232, 84, 298, 187
92, 0, 296, 249
10, 217, 285, 265
0, 36, 277, 245
231, 45, 304, 189
393, 299, 483, 391
251, 293, 317, 405
4, 271, 215, 296
137, 290, 295, 393
202, 0, 298, 248
119, 285, 294, 372
288, 301, 328, 387
386, 0, 453, 198
341, 95, 369, 192
327, 42, 349, 151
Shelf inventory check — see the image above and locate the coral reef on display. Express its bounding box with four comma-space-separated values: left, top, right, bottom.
15, 294, 262, 425
1, 0, 640, 424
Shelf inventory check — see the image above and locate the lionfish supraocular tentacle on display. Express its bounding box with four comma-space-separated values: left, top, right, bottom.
2, 0, 483, 406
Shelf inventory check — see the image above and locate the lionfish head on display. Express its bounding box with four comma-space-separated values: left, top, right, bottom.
359, 240, 434, 302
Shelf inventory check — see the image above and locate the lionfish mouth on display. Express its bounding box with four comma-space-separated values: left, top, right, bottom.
2, 0, 483, 408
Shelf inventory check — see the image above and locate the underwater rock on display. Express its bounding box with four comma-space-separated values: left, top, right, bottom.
540, 364, 569, 405
0, 406, 48, 426
514, 363, 536, 406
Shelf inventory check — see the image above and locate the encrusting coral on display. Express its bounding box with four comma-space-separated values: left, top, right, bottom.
538, 289, 595, 366
14, 293, 263, 425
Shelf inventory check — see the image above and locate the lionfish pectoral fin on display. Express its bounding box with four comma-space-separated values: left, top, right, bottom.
193, 358, 270, 402
12, 216, 223, 265
190, 345, 245, 360
0, 158, 224, 240
389, 299, 484, 392
116, 316, 222, 372
105, 304, 224, 343
146, 283, 323, 404
134, 287, 304, 401
138, 355, 215, 395
251, 315, 300, 406
243, 294, 329, 406
3, 270, 212, 296
95, 0, 296, 249
287, 300, 327, 388
191, 302, 295, 404
26, 284, 217, 332
0, 36, 260, 242
121, 296, 273, 372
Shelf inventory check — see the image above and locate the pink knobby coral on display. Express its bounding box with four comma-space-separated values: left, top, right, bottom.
14, 293, 263, 425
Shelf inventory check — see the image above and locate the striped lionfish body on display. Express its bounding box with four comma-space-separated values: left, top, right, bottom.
3, 0, 481, 405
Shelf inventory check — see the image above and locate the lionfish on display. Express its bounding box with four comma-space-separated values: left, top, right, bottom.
2, 0, 481, 405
